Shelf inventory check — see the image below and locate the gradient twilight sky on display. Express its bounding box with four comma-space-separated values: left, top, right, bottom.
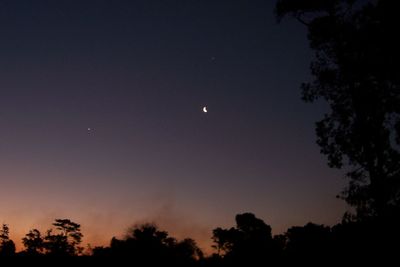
0, 0, 346, 251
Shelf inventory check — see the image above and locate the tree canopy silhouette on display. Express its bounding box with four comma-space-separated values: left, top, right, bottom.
22, 229, 44, 255
276, 0, 400, 220
44, 219, 83, 256
93, 223, 202, 266
0, 224, 15, 256
212, 213, 276, 265
2, 213, 396, 264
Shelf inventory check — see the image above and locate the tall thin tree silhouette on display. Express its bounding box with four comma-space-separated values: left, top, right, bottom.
276, 0, 400, 221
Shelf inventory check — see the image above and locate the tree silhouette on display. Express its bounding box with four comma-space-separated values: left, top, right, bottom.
276, 0, 400, 220
22, 229, 44, 255
44, 219, 83, 256
94, 223, 202, 266
123, 223, 175, 260
212, 227, 239, 256
0, 224, 16, 256
212, 213, 275, 265
175, 238, 204, 262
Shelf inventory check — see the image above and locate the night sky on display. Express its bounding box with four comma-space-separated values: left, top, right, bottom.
0, 0, 346, 251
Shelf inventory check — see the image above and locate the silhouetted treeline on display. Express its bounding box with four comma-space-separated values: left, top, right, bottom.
91, 223, 203, 266
0, 212, 398, 266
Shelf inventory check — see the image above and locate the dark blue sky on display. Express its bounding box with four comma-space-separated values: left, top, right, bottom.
0, 0, 345, 251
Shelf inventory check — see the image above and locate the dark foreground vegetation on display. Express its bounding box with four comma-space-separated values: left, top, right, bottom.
0, 212, 399, 266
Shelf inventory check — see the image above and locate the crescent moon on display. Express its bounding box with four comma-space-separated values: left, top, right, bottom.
203, 106, 208, 113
